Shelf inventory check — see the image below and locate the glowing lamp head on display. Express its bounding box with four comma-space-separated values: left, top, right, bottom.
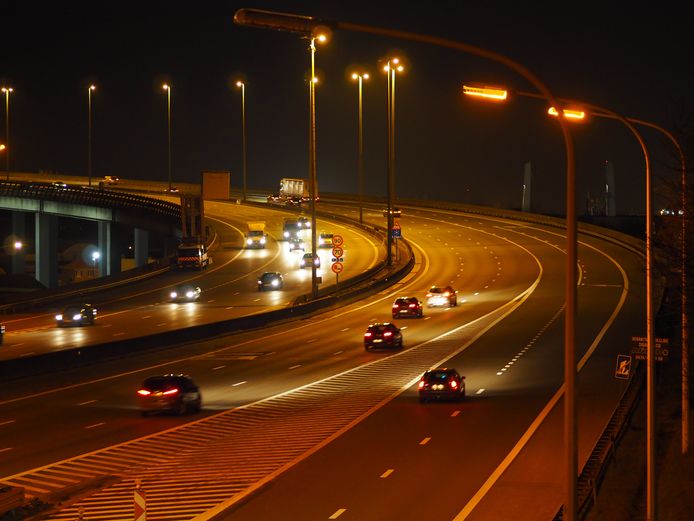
462, 85, 508, 101
162, 84, 170, 91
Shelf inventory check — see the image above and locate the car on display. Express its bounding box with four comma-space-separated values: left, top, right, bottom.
0, 324, 5, 345
137, 374, 202, 416
383, 207, 402, 218
56, 304, 97, 327
299, 252, 320, 269
166, 186, 179, 193
364, 322, 403, 350
283, 220, 302, 240
418, 368, 466, 402
103, 175, 119, 185
392, 296, 423, 318
318, 232, 334, 248
258, 272, 284, 291
426, 285, 458, 307
52, 181, 68, 190
288, 237, 305, 252
286, 196, 303, 207
297, 216, 311, 229
169, 283, 201, 302
267, 193, 282, 204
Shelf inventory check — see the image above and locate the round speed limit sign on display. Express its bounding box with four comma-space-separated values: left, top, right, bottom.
332, 234, 344, 247
331, 262, 344, 274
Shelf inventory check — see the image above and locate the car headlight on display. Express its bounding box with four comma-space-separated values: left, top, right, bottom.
271, 279, 279, 287
260, 237, 266, 244
246, 238, 252, 245
55, 314, 63, 321
284, 231, 289, 238
170, 291, 178, 299
73, 314, 82, 321
185, 291, 195, 298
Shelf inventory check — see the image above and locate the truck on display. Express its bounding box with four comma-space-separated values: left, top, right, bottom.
279, 178, 318, 203
245, 221, 267, 249
176, 239, 209, 270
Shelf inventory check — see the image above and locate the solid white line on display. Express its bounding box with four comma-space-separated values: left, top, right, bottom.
232, 381, 246, 387
380, 469, 394, 478
329, 509, 347, 519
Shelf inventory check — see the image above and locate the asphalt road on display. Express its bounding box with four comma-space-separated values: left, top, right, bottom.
0, 203, 646, 521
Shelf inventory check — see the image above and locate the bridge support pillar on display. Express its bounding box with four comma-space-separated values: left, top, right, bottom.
35, 212, 58, 289
134, 228, 149, 267
98, 221, 121, 277
11, 211, 26, 274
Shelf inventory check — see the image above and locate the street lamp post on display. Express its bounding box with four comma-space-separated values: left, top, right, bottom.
234, 10, 575, 517
351, 71, 369, 224
162, 84, 172, 192
236, 81, 248, 202
87, 85, 96, 187
2, 87, 13, 181
384, 58, 403, 266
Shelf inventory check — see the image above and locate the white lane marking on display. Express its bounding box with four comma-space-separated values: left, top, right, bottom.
11, 343, 24, 347
253, 298, 260, 302
0, 420, 16, 426
451, 411, 461, 417
476, 389, 485, 395
85, 422, 105, 429
213, 366, 226, 371
474, 292, 479, 296
340, 328, 350, 332
289, 365, 302, 370
113, 332, 125, 337
78, 400, 97, 406
0, 448, 12, 453
141, 315, 152, 319
307, 338, 318, 343
333, 351, 343, 356
225, 306, 234, 310
156, 323, 167, 327
380, 469, 394, 478
102, 324, 112, 328
19, 352, 36, 357
424, 316, 432, 320
232, 381, 247, 387
329, 509, 347, 519
419, 437, 431, 445
208, 299, 216, 303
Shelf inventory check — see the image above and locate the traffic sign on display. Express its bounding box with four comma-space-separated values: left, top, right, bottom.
332, 234, 344, 247
331, 262, 344, 274
630, 336, 670, 362
332, 257, 344, 263
615, 355, 632, 379
332, 246, 344, 258
391, 228, 402, 238
393, 218, 401, 229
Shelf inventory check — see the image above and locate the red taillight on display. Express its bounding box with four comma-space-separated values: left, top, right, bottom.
137, 389, 151, 396
418, 380, 425, 389
364, 332, 372, 337
163, 388, 179, 395
450, 380, 458, 389
384, 331, 393, 337
408, 303, 416, 308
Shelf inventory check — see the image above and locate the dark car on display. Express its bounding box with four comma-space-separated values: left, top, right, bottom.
288, 237, 305, 252
364, 322, 403, 350
137, 374, 202, 416
383, 207, 402, 218
283, 220, 302, 240
286, 196, 303, 207
392, 296, 423, 318
418, 368, 466, 402
267, 193, 282, 204
169, 284, 201, 302
299, 252, 320, 269
297, 216, 311, 229
426, 285, 458, 307
56, 304, 97, 327
258, 272, 284, 291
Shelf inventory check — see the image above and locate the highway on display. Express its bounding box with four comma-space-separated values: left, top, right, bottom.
0, 200, 383, 361
0, 201, 645, 521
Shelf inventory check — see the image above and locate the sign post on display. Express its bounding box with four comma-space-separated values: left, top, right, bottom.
331, 235, 345, 291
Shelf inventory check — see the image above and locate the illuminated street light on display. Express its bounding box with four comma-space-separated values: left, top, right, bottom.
14, 240, 22, 251
2, 87, 13, 181
350, 70, 369, 223
384, 57, 404, 266
91, 250, 100, 268
162, 84, 172, 192
235, 11, 576, 516
235, 81, 248, 202
87, 85, 96, 187
462, 84, 508, 101
547, 106, 586, 120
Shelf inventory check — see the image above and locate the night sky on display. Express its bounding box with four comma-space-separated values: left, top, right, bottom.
2, 1, 692, 215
